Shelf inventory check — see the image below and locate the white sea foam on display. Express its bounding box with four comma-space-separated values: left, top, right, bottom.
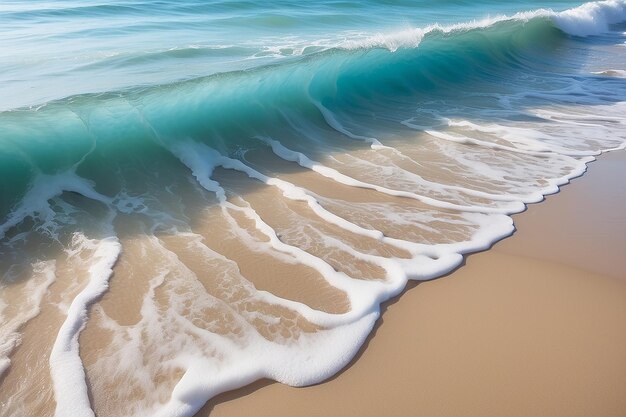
49, 234, 121, 417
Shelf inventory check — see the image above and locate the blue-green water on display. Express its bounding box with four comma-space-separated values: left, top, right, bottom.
0, 2, 625, 416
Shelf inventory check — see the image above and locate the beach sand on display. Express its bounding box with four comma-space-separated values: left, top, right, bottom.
198, 150, 626, 417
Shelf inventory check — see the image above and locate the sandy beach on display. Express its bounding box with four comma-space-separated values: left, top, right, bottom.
199, 150, 626, 417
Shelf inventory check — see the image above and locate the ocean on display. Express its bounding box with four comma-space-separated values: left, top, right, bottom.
1, 1, 625, 416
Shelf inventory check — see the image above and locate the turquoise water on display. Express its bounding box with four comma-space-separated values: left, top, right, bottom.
1, 1, 625, 416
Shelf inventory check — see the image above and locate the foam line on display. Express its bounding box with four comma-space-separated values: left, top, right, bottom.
442, 119, 603, 157
49, 234, 121, 417
254, 136, 526, 214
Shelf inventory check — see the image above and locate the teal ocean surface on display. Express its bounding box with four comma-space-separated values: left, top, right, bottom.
1, 1, 625, 416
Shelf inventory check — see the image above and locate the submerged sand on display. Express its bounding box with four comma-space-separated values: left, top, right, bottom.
199, 150, 626, 417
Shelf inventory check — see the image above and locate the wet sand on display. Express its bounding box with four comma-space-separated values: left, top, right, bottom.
199, 150, 626, 417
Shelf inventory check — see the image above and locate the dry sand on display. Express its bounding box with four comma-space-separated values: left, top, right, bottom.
198, 150, 626, 417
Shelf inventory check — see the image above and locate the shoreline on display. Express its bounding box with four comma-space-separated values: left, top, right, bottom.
197, 150, 626, 417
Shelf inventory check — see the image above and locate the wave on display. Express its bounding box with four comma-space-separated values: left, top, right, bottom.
3, 1, 626, 219
4, 1, 625, 111
341, 0, 626, 51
